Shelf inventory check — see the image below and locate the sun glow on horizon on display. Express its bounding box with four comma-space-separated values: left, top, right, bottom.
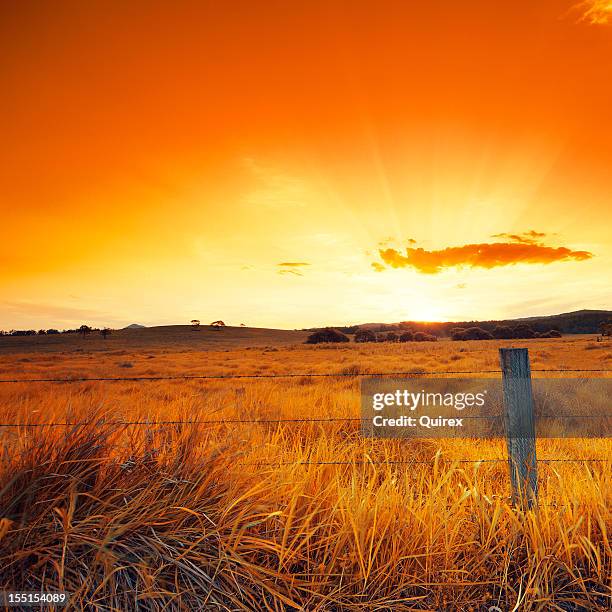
0, 1, 610, 330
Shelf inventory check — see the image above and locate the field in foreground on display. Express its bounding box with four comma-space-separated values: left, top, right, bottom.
0, 332, 610, 610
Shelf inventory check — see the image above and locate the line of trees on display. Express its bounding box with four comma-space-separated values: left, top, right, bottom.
191, 319, 226, 330
0, 325, 113, 338
306, 328, 437, 344
305, 322, 567, 344
450, 324, 562, 341
323, 311, 611, 337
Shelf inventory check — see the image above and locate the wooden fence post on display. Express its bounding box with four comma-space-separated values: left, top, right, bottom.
499, 348, 538, 509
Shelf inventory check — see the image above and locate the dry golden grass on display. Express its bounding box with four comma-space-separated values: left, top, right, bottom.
0, 333, 610, 610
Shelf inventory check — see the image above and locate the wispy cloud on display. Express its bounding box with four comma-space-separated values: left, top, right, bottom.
278, 269, 304, 276
574, 1, 612, 24
490, 230, 547, 245
372, 233, 593, 274
277, 262, 310, 277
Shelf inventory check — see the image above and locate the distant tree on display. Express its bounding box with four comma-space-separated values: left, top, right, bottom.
191, 319, 200, 330
385, 332, 398, 342
37, 329, 47, 335
78, 325, 92, 337
46, 329, 60, 335
354, 329, 377, 343
599, 321, 612, 337
399, 331, 414, 342
240, 323, 246, 327
210, 320, 225, 330
100, 327, 111, 339
306, 328, 350, 344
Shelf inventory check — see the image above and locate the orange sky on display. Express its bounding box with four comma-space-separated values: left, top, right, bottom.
1, 1, 611, 329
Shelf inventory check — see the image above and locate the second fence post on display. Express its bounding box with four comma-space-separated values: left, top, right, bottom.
499, 348, 538, 509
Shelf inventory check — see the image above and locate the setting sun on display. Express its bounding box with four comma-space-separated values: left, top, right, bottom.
0, 1, 610, 330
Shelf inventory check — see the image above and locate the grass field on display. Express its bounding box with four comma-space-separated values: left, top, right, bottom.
0, 328, 610, 610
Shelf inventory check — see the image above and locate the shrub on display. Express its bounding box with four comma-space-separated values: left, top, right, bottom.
354, 329, 377, 343
413, 332, 437, 342
306, 329, 350, 344
512, 324, 536, 339
385, 332, 398, 342
453, 327, 493, 341
492, 325, 514, 339
537, 329, 562, 338
451, 327, 467, 340
399, 331, 414, 342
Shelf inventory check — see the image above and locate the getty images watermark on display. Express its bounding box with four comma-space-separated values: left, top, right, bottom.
371, 387, 487, 430
361, 378, 611, 439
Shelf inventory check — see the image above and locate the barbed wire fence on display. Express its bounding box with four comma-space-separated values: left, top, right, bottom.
0, 366, 608, 384
0, 352, 609, 509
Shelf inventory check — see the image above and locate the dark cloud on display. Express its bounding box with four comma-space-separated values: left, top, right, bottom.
374, 235, 593, 274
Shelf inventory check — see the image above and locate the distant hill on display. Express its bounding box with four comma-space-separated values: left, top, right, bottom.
315, 309, 612, 336
124, 323, 146, 329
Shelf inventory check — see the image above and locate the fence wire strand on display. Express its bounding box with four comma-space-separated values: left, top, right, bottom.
1, 413, 610, 428
0, 367, 609, 384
